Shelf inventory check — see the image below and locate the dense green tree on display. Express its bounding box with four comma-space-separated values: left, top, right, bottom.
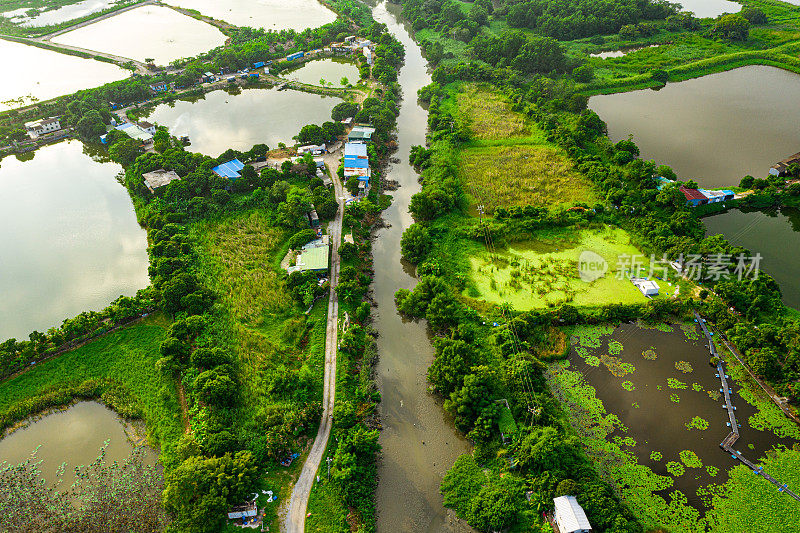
713, 14, 750, 41
400, 223, 432, 263
163, 452, 257, 533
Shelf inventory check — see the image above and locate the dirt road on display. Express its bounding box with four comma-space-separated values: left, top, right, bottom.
284, 155, 344, 533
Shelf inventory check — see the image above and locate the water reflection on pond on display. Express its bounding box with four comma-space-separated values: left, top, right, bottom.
285, 58, 360, 88
52, 5, 226, 64
143, 87, 342, 156
163, 0, 336, 31
677, 0, 741, 18
589, 66, 800, 188
0, 402, 154, 487
1, 0, 122, 27
0, 39, 127, 109
704, 207, 800, 309
0, 140, 149, 341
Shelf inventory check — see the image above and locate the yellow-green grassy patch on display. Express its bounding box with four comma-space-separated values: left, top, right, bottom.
196, 211, 288, 326
465, 226, 653, 310
456, 84, 529, 139
458, 144, 597, 212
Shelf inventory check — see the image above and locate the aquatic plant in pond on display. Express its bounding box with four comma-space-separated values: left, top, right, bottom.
585, 355, 600, 367
613, 435, 637, 447
608, 340, 623, 355
642, 348, 657, 360
680, 322, 701, 340
572, 324, 615, 348
705, 465, 719, 477
600, 354, 635, 377
685, 416, 709, 431
675, 361, 693, 374
670, 394, 680, 403
666, 461, 685, 477
668, 378, 688, 389
650, 451, 663, 461
707, 389, 721, 401
622, 381, 635, 391
546, 363, 701, 531
680, 450, 702, 469
692, 382, 703, 392
639, 322, 674, 333
632, 402, 640, 408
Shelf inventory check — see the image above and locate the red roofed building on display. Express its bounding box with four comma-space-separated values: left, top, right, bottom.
680, 186, 708, 207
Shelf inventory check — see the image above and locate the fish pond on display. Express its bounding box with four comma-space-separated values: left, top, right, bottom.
163, 0, 336, 31
704, 207, 800, 310
0, 401, 155, 487
51, 5, 226, 64
0, 140, 149, 342
0, 0, 125, 27
142, 87, 342, 156
548, 322, 800, 531
284, 58, 360, 88
677, 0, 741, 18
589, 66, 800, 188
0, 39, 127, 109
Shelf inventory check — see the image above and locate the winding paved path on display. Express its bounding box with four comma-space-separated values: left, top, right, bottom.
284, 152, 345, 533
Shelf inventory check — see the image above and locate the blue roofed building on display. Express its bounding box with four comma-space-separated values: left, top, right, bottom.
344, 142, 370, 182
213, 158, 245, 180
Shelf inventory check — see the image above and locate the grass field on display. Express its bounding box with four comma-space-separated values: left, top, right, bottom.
458, 144, 597, 212
195, 211, 289, 326
195, 209, 329, 531
464, 226, 657, 309
0, 313, 182, 449
455, 84, 530, 140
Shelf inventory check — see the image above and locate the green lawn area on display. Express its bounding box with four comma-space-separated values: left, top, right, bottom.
463, 226, 661, 309
0, 313, 182, 449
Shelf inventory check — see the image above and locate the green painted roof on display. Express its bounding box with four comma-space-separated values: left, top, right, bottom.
298, 245, 329, 271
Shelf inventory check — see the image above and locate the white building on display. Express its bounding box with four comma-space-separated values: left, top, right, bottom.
24, 117, 61, 139
363, 46, 373, 65
137, 121, 156, 136
553, 495, 592, 533
632, 278, 659, 297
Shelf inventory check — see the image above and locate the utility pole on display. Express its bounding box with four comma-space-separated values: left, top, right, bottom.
477, 204, 484, 225
326, 456, 332, 480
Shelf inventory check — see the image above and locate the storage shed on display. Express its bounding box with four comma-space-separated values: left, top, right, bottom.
553, 495, 592, 533
142, 169, 180, 193
212, 159, 245, 180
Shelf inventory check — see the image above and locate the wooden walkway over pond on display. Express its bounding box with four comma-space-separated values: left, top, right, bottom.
694, 311, 800, 502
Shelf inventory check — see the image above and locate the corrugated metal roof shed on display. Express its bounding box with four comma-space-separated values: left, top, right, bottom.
344, 157, 369, 169
554, 495, 591, 533
296, 245, 329, 271
344, 142, 368, 158
680, 186, 706, 201
212, 159, 245, 180
117, 122, 153, 142
142, 169, 180, 192
348, 126, 374, 141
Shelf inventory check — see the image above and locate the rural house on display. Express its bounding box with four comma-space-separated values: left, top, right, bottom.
24, 117, 61, 139
769, 152, 800, 176
142, 169, 180, 193
212, 158, 245, 180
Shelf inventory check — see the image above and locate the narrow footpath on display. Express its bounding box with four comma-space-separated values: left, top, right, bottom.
695, 311, 800, 501
284, 156, 345, 533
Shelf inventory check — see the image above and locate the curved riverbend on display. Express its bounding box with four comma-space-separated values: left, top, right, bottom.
371, 3, 472, 531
